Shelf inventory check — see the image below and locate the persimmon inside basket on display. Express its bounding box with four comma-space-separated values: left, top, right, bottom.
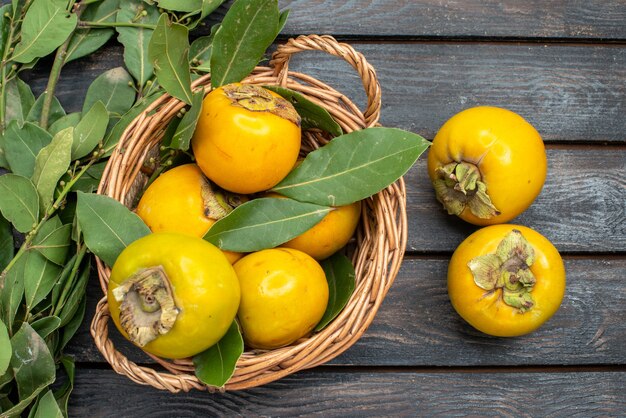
90, 34, 407, 392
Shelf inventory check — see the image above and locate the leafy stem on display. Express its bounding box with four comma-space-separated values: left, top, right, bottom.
78, 21, 157, 30
39, 36, 71, 130
0, 158, 97, 277
52, 245, 87, 317
0, 13, 19, 132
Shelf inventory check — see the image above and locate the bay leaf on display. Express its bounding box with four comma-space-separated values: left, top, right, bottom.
59, 296, 85, 350
204, 197, 331, 252
32, 220, 71, 265
24, 250, 62, 310
4, 77, 35, 126
210, 0, 279, 88
3, 120, 52, 177
73, 101, 108, 159
48, 112, 81, 137
116, 0, 159, 88
50, 253, 77, 309
26, 93, 66, 127
149, 14, 193, 104
0, 215, 13, 272
76, 191, 150, 266
29, 316, 61, 340
0, 254, 25, 329
187, 0, 226, 29
0, 134, 7, 169
278, 9, 289, 33
101, 93, 160, 156
0, 320, 10, 376
69, 160, 107, 193
189, 24, 219, 73
272, 127, 431, 206
157, 0, 201, 13
264, 85, 342, 136
53, 356, 75, 417
193, 321, 243, 388
315, 253, 356, 331
57, 259, 89, 327
11, 0, 77, 63
65, 0, 118, 63
82, 67, 136, 117
0, 174, 40, 233
4, 323, 56, 417
169, 90, 202, 150
31, 127, 73, 213
32, 390, 63, 418
0, 5, 10, 60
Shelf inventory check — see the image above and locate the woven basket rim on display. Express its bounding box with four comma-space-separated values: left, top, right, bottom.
90, 34, 408, 392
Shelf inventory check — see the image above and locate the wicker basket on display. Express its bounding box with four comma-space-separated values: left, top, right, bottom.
90, 35, 407, 392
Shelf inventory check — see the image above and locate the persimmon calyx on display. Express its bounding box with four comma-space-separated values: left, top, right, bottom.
201, 177, 244, 220
223, 84, 301, 126
433, 161, 500, 219
467, 229, 537, 312
112, 266, 179, 347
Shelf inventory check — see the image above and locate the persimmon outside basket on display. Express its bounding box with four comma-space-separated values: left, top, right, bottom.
90, 34, 408, 392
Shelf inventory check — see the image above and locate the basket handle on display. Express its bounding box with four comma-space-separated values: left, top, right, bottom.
271, 35, 382, 127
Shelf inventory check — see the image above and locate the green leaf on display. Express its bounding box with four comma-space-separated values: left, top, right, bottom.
11, 0, 77, 63
5, 77, 36, 125
315, 253, 356, 331
272, 127, 431, 206
31, 127, 73, 213
157, 0, 201, 12
76, 191, 150, 266
0, 255, 25, 329
53, 356, 75, 417
189, 24, 219, 73
0, 5, 11, 60
264, 85, 342, 136
32, 390, 63, 418
0, 134, 8, 169
57, 259, 89, 327
204, 198, 331, 252
0, 215, 13, 272
187, 0, 226, 29
169, 91, 202, 150
102, 93, 160, 156
193, 321, 243, 388
69, 160, 107, 193
59, 296, 85, 350
210, 0, 279, 88
116, 0, 159, 88
0, 174, 40, 233
26, 93, 66, 126
3, 120, 52, 177
65, 0, 118, 63
50, 253, 77, 309
32, 218, 71, 265
82, 67, 136, 117
48, 112, 81, 136
73, 101, 108, 159
149, 14, 192, 104
4, 323, 56, 417
0, 320, 10, 376
278, 9, 289, 33
24, 250, 62, 310
30, 316, 61, 340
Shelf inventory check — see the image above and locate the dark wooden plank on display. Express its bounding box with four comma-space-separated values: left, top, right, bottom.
21, 42, 626, 143
202, 1, 626, 40
405, 148, 626, 253
67, 257, 626, 366
68, 368, 626, 417
284, 43, 626, 143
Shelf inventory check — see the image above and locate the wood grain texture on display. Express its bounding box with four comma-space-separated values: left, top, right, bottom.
21, 43, 626, 143
405, 148, 626, 253
68, 368, 626, 417
200, 1, 626, 40
66, 257, 626, 366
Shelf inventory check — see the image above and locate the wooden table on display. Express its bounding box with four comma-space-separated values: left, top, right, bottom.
25, 1, 625, 415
